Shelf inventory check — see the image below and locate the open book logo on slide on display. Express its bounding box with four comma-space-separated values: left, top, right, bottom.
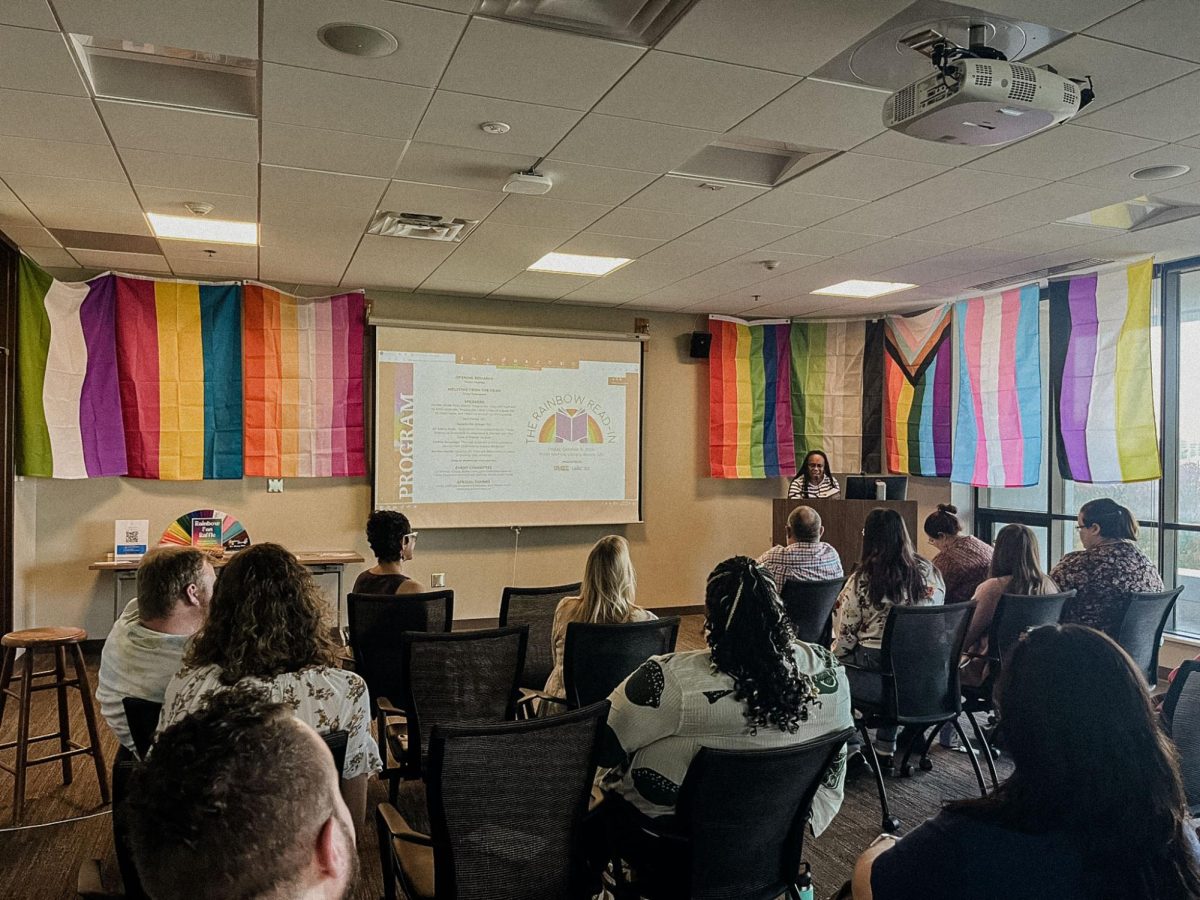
537, 408, 605, 444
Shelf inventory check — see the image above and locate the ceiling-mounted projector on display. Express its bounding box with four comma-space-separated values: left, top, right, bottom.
882, 30, 1094, 146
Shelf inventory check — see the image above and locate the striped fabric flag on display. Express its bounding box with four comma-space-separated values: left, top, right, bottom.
790, 319, 871, 473
884, 306, 953, 477
242, 284, 366, 478
115, 276, 243, 480
1048, 259, 1160, 483
15, 259, 127, 478
951, 285, 1042, 487
708, 315, 796, 479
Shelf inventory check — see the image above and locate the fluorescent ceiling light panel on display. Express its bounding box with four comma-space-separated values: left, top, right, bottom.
813, 279, 916, 298
528, 252, 632, 276
147, 213, 258, 245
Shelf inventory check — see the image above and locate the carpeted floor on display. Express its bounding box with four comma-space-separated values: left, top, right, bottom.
0, 616, 1010, 899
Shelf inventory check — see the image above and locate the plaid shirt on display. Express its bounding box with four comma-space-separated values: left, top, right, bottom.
757, 540, 844, 589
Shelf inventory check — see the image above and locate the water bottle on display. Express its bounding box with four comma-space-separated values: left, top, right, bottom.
874, 479, 887, 500
797, 862, 814, 900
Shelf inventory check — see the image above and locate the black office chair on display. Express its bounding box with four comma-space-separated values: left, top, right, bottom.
499, 583, 581, 691
377, 702, 610, 900
844, 603, 982, 832
960, 591, 1074, 788
605, 727, 856, 900
780, 577, 845, 645
1114, 587, 1183, 689
1162, 660, 1200, 815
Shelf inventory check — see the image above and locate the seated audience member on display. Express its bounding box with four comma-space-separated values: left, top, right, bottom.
1051, 498, 1163, 636
924, 504, 993, 605
158, 543, 381, 825
851, 625, 1200, 900
543, 535, 656, 703
353, 509, 427, 595
597, 556, 853, 835
964, 523, 1058, 660
757, 504, 844, 589
788, 450, 841, 499
128, 688, 358, 900
96, 546, 215, 757
834, 508, 944, 758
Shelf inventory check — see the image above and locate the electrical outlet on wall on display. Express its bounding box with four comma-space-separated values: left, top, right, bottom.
267, 478, 284, 493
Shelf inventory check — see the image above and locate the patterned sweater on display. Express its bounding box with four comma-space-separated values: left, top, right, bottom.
932, 535, 994, 605
1050, 541, 1163, 636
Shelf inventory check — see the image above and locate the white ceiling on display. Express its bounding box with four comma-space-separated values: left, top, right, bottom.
3, 0, 1200, 317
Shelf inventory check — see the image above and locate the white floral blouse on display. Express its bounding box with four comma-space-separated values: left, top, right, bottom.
158, 663, 382, 780
833, 558, 945, 656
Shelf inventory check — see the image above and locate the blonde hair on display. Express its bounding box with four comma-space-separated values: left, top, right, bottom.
578, 535, 637, 624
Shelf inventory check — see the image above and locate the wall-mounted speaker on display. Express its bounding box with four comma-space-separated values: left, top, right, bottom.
689, 331, 712, 359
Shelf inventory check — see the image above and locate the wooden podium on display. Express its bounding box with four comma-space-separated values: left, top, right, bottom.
772, 499, 919, 572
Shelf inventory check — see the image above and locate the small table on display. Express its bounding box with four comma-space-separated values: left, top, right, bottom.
89, 550, 366, 625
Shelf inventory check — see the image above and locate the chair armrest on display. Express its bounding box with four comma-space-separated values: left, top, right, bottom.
376, 802, 433, 846
516, 689, 569, 717
377, 696, 405, 716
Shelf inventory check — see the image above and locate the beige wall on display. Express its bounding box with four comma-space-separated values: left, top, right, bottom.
21, 290, 950, 634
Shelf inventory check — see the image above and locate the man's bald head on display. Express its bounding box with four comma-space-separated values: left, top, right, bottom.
787, 505, 822, 543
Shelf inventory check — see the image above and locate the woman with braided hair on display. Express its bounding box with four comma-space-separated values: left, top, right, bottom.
595, 556, 853, 834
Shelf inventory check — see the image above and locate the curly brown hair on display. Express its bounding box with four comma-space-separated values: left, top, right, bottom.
185, 543, 338, 684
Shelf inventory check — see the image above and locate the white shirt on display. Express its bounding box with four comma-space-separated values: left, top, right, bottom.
96, 599, 191, 753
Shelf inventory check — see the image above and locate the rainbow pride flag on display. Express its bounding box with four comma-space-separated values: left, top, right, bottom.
708, 315, 795, 479
242, 284, 366, 477
952, 285, 1042, 487
16, 260, 126, 478
884, 306, 952, 477
790, 319, 872, 473
1049, 259, 1160, 483
115, 276, 243, 480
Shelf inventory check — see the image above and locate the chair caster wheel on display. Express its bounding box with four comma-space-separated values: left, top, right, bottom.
901, 764, 913, 777
883, 816, 901, 833
919, 757, 933, 772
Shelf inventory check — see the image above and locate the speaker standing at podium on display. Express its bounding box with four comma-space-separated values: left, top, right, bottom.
787, 450, 841, 499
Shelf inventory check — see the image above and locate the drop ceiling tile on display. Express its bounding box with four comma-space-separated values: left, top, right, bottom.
1085, 0, 1200, 63
263, 0, 465, 87
261, 123, 409, 179
136, 186, 258, 221
0, 25, 86, 95
0, 136, 126, 182
990, 180, 1147, 221
260, 224, 363, 254
832, 237, 957, 274
781, 153, 946, 201
678, 218, 801, 251
416, 276, 501, 296
817, 198, 950, 237
259, 252, 350, 287
550, 115, 720, 174
432, 222, 579, 282
2, 224, 59, 248
556, 232, 664, 259
98, 101, 258, 162
158, 239, 257, 265
1065, 144, 1200, 193
850, 130, 993, 166
658, 0, 911, 76
536, 160, 657, 205
725, 190, 864, 228
977, 223, 1114, 256
394, 143, 536, 193
379, 180, 505, 221
1023, 35, 1195, 118
966, 126, 1162, 182
898, 207, 1032, 245
0, 90, 109, 144
261, 63, 432, 140
594, 51, 797, 131
760, 227, 882, 256
1081, 72, 1200, 143
121, 148, 258, 196
342, 234, 457, 289
486, 195, 607, 231
972, 0, 1140, 31
28, 205, 150, 235
173, 258, 258, 280
68, 249, 171, 274
414, 91, 584, 157
729, 80, 888, 150
912, 246, 1037, 275
438, 17, 644, 110
587, 207, 710, 241
4, 174, 140, 211
260, 165, 387, 210
556, 293, 630, 307
888, 168, 1047, 215
0, 202, 36, 232
24, 246, 80, 268
493, 271, 593, 301
1, 0, 57, 30
50, 0, 258, 58
624, 175, 768, 216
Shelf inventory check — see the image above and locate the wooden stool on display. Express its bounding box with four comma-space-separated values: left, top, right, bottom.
0, 627, 110, 824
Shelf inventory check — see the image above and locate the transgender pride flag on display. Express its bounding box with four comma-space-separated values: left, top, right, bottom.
16, 258, 126, 478
951, 285, 1042, 487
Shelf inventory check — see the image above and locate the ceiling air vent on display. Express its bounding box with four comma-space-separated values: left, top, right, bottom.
969, 258, 1113, 293
474, 0, 701, 46
673, 137, 840, 188
367, 212, 480, 242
